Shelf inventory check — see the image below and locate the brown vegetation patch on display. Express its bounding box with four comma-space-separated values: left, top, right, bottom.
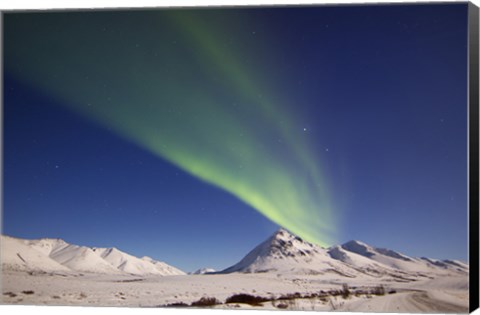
3, 292, 17, 298
225, 293, 271, 306
191, 297, 221, 307
164, 302, 189, 307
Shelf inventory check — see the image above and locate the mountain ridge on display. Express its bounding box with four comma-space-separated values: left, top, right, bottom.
1, 229, 468, 280
1, 234, 185, 276
219, 229, 469, 279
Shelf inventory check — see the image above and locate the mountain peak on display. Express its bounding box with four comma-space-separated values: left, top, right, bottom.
220, 228, 328, 274
272, 227, 292, 237
341, 240, 414, 262
343, 240, 369, 247
341, 240, 374, 257
191, 268, 216, 275
271, 228, 305, 243
374, 247, 413, 262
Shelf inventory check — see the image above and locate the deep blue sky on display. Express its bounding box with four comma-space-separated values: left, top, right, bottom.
3, 4, 469, 272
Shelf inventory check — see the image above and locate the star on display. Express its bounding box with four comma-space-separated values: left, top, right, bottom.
303, 128, 307, 131
325, 148, 329, 152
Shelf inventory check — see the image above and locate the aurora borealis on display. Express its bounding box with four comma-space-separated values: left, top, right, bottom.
4, 9, 335, 245
3, 4, 469, 271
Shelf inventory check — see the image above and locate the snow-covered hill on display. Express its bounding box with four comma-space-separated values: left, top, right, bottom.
1, 236, 71, 273
220, 229, 362, 277
220, 229, 468, 280
341, 240, 468, 275
1, 235, 185, 276
140, 256, 187, 276
191, 267, 216, 275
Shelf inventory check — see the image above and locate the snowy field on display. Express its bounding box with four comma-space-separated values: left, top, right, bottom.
1, 270, 469, 312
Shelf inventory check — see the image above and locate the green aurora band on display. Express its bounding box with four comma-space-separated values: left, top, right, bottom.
5, 10, 336, 246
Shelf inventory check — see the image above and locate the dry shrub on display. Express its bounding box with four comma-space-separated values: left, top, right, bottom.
191, 297, 221, 307
164, 302, 189, 307
225, 293, 270, 306
371, 285, 385, 296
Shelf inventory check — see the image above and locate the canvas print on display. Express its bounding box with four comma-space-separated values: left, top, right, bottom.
1, 2, 477, 313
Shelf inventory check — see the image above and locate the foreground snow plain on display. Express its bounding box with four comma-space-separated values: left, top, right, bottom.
1, 269, 468, 312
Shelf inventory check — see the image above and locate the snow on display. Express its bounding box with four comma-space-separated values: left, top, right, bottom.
140, 256, 185, 276
89, 248, 185, 276
49, 244, 122, 274
328, 245, 392, 270
1, 235, 185, 276
0, 229, 469, 312
0, 269, 469, 312
0, 236, 70, 273
219, 229, 466, 281
191, 268, 216, 275
220, 228, 360, 277
340, 240, 467, 275
338, 290, 468, 313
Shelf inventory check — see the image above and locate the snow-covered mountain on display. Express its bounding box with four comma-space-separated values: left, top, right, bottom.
140, 255, 187, 276
220, 229, 468, 279
327, 245, 396, 274
220, 228, 361, 277
191, 267, 216, 275
2, 230, 467, 280
1, 236, 71, 273
340, 240, 468, 275
1, 235, 185, 276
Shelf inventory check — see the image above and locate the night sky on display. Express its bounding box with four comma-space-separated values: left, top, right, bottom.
3, 4, 468, 272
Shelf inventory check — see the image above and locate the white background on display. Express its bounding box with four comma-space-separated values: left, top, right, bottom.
0, 1, 478, 315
